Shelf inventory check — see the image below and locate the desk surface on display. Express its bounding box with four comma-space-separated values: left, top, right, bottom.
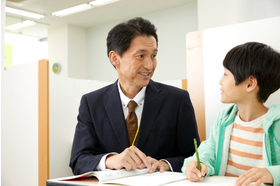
47, 176, 255, 186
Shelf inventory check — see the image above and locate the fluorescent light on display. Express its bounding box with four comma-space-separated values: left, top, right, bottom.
52, 3, 92, 17
89, 0, 120, 7
5, 7, 44, 19
5, 20, 35, 31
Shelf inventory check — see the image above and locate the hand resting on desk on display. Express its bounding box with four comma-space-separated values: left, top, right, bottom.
235, 167, 273, 186
105, 146, 151, 170
146, 156, 170, 173
105, 145, 171, 173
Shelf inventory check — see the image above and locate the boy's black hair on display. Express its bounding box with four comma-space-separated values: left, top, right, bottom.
223, 42, 280, 103
107, 17, 158, 68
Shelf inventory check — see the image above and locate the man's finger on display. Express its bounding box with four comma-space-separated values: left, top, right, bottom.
133, 147, 151, 169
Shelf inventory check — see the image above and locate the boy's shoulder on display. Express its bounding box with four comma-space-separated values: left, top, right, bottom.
267, 104, 280, 120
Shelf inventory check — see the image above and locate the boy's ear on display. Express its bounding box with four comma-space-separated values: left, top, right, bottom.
246, 76, 258, 92
109, 51, 120, 68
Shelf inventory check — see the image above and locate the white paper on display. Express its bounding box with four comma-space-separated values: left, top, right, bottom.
101, 171, 186, 186
165, 176, 237, 186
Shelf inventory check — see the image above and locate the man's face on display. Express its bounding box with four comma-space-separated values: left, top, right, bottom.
114, 35, 158, 93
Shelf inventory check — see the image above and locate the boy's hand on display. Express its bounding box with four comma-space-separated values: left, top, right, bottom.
184, 160, 207, 182
235, 167, 273, 186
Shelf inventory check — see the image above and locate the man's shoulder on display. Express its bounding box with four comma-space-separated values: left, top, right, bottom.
150, 80, 188, 95
83, 82, 116, 99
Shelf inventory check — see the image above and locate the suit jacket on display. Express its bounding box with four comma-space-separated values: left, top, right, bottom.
70, 80, 200, 174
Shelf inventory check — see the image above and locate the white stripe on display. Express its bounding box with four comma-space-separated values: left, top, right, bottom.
229, 140, 263, 155
228, 153, 264, 168
231, 129, 263, 141
226, 165, 246, 176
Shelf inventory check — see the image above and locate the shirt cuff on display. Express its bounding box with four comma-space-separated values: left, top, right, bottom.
160, 159, 173, 172
96, 152, 118, 171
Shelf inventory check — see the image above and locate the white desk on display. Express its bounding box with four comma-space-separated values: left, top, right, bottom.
47, 176, 257, 186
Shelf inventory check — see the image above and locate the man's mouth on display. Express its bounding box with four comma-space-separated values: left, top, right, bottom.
139, 72, 150, 76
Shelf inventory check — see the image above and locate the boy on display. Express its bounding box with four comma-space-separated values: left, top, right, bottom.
182, 42, 280, 186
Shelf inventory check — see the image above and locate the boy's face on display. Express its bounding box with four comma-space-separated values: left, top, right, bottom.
219, 68, 248, 104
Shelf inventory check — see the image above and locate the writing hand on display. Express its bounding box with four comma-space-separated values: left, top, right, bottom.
105, 146, 151, 171
235, 167, 273, 186
145, 156, 170, 173
184, 160, 207, 182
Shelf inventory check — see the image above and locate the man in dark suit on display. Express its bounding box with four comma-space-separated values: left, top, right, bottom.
70, 17, 200, 175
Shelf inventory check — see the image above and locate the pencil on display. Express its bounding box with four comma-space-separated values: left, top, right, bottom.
194, 138, 201, 172
131, 119, 141, 146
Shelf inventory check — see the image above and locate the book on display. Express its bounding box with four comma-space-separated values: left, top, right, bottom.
54, 169, 187, 186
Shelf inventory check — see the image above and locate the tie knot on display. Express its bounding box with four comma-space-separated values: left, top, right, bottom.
128, 100, 137, 112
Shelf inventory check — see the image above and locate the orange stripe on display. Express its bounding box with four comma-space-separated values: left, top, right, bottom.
230, 135, 263, 147
225, 172, 238, 177
227, 160, 252, 171
233, 123, 264, 133
229, 148, 263, 160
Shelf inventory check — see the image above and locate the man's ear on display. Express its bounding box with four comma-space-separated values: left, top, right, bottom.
109, 51, 120, 69
246, 76, 258, 92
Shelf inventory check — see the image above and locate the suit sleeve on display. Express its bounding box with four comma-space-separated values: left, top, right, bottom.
164, 91, 200, 172
69, 95, 106, 175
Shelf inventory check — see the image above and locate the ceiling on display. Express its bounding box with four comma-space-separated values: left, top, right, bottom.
5, 0, 196, 40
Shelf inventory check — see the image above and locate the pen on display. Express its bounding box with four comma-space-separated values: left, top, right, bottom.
194, 138, 201, 172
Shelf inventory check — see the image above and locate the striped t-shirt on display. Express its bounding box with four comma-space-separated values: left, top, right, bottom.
225, 112, 265, 177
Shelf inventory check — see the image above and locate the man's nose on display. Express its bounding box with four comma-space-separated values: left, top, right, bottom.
143, 57, 153, 70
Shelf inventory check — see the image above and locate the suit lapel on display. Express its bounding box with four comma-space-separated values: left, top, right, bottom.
136, 80, 163, 149
104, 81, 129, 149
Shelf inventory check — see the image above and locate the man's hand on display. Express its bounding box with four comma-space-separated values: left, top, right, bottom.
184, 160, 207, 182
105, 146, 151, 170
235, 168, 273, 186
146, 156, 170, 173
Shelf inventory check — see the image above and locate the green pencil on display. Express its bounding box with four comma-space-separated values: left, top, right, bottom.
194, 138, 201, 172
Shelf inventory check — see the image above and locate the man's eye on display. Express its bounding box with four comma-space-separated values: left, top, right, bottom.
138, 55, 143, 58
152, 55, 157, 58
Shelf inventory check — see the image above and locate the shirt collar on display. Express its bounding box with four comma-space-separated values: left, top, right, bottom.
117, 80, 146, 107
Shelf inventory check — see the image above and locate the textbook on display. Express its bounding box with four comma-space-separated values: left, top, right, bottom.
54, 169, 187, 186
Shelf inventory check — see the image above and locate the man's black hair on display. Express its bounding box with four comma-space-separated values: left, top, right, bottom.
223, 42, 280, 103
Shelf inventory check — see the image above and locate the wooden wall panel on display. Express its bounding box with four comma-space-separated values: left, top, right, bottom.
38, 59, 49, 186
186, 31, 206, 142
182, 79, 187, 91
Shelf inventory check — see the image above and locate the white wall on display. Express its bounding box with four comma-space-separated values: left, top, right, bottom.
203, 16, 280, 139
198, 0, 280, 30
68, 25, 86, 79
2, 62, 39, 186
0, 0, 5, 183
86, 2, 198, 82
48, 25, 87, 79
5, 32, 48, 66
48, 25, 68, 77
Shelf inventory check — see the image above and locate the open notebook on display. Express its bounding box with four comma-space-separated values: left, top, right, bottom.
53, 169, 187, 186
